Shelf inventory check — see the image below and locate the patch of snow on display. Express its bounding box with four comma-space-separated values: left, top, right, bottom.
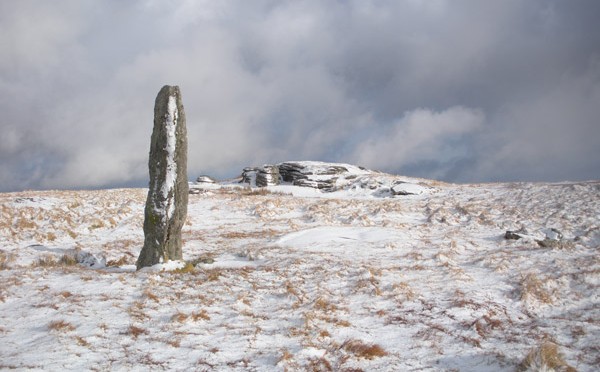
391, 182, 427, 195
138, 259, 186, 272
161, 94, 178, 220
0, 179, 598, 371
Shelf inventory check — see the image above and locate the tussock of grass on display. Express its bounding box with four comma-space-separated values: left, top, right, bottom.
520, 273, 553, 304
277, 349, 294, 364
306, 357, 332, 371
143, 289, 160, 303
517, 341, 576, 372
238, 187, 290, 196
0, 250, 13, 270
33, 253, 78, 268
342, 339, 387, 359
314, 297, 337, 312
171, 310, 189, 323
126, 325, 148, 338
75, 336, 90, 347
106, 254, 132, 267
59, 254, 78, 266
48, 320, 75, 332
34, 256, 58, 267
172, 262, 195, 274
191, 309, 210, 321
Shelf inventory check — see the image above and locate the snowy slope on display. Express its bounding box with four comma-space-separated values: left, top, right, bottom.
0, 172, 598, 371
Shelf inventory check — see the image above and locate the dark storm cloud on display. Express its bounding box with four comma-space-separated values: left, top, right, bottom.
1, 0, 599, 191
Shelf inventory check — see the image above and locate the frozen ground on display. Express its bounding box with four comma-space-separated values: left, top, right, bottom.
0, 170, 598, 371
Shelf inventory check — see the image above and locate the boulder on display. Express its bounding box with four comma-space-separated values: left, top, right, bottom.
256, 165, 281, 187
196, 175, 216, 183
241, 166, 281, 187
241, 167, 258, 185
536, 228, 572, 249
137, 85, 188, 270
278, 162, 346, 191
505, 227, 529, 240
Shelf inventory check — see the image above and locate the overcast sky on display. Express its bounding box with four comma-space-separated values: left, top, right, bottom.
1, 0, 599, 191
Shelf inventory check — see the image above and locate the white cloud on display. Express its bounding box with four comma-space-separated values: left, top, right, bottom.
350, 106, 484, 173
1, 1, 599, 191
467, 58, 600, 182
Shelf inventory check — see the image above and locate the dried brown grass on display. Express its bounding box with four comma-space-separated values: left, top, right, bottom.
143, 289, 160, 303
517, 341, 576, 372
306, 357, 333, 371
126, 325, 148, 338
314, 297, 338, 312
171, 310, 189, 323
342, 339, 387, 359
520, 273, 553, 304
171, 262, 195, 274
0, 250, 13, 270
75, 336, 90, 347
106, 253, 134, 267
33, 253, 78, 268
48, 320, 75, 332
191, 309, 211, 321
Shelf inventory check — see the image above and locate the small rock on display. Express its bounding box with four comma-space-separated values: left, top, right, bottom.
77, 251, 106, 268
505, 231, 522, 240
196, 175, 216, 183
505, 227, 529, 240
544, 228, 563, 241
536, 228, 572, 249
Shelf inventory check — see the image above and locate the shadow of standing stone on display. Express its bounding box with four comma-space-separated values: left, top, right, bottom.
137, 85, 188, 270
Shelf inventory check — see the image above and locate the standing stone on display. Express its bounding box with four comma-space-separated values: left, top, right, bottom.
136, 85, 188, 270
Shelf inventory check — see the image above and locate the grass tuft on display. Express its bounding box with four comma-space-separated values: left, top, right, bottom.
172, 262, 195, 274
106, 254, 132, 267
191, 309, 210, 321
306, 357, 333, 371
143, 289, 160, 303
171, 310, 189, 323
517, 341, 576, 372
520, 273, 553, 304
35, 256, 58, 267
48, 320, 75, 332
75, 336, 90, 347
342, 339, 387, 359
33, 253, 78, 268
59, 254, 78, 266
0, 250, 13, 270
126, 325, 148, 338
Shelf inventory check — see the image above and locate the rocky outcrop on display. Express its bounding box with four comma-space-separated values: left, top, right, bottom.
278, 162, 348, 191
238, 161, 432, 197
241, 166, 281, 187
137, 85, 188, 270
257, 165, 281, 187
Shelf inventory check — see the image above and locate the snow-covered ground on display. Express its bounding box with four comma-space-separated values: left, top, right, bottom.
0, 169, 598, 371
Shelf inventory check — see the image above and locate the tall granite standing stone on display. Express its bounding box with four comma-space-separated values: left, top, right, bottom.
136, 85, 188, 270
